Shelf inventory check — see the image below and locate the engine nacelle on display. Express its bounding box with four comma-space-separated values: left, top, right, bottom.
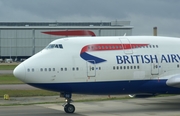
129, 94, 156, 98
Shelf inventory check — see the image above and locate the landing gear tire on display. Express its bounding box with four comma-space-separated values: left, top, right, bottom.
60, 92, 75, 113
64, 104, 75, 113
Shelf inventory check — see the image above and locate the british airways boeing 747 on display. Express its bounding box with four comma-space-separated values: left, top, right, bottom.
13, 36, 180, 113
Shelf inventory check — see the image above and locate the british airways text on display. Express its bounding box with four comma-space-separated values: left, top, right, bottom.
116, 54, 180, 64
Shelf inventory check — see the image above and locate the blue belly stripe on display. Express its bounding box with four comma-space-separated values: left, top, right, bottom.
28, 80, 180, 95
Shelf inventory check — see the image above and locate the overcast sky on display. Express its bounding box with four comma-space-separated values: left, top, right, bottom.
0, 0, 179, 37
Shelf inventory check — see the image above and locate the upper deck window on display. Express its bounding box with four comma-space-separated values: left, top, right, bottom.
46, 44, 63, 49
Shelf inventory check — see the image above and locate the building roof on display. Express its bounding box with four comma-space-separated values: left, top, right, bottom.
0, 21, 132, 27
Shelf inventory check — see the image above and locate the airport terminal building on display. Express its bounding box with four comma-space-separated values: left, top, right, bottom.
0, 21, 133, 60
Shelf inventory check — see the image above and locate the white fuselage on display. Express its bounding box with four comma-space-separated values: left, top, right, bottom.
13, 36, 180, 95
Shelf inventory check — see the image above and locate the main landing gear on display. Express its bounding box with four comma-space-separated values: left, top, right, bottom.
60, 92, 75, 113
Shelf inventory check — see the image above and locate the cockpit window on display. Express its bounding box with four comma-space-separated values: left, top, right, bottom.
55, 44, 59, 48
46, 44, 63, 49
59, 44, 63, 48
47, 44, 55, 49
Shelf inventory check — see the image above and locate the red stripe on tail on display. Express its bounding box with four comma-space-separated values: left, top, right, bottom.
42, 30, 96, 36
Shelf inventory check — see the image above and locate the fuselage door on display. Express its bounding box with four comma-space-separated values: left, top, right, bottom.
151, 54, 159, 75
151, 63, 159, 75
119, 38, 133, 54
86, 60, 96, 77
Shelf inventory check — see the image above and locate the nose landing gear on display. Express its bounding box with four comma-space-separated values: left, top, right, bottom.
60, 92, 75, 113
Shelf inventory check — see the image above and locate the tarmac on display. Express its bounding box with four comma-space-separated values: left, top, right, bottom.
0, 70, 13, 74
0, 84, 39, 90
1, 95, 180, 116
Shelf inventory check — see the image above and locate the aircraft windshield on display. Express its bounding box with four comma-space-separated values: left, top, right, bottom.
46, 44, 63, 49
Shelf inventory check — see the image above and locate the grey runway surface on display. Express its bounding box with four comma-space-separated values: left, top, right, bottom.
1, 95, 180, 116
0, 84, 39, 90
0, 70, 13, 74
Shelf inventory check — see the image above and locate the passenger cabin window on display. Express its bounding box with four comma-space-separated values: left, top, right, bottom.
113, 66, 115, 70
76, 67, 79, 71
46, 44, 63, 49
137, 66, 140, 69
120, 66, 122, 69
177, 64, 180, 68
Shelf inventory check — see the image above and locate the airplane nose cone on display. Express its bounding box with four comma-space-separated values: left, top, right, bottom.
13, 63, 26, 82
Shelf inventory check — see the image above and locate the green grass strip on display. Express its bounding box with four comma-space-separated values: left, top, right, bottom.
0, 65, 17, 70
0, 90, 59, 97
75, 96, 132, 102
0, 74, 23, 84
